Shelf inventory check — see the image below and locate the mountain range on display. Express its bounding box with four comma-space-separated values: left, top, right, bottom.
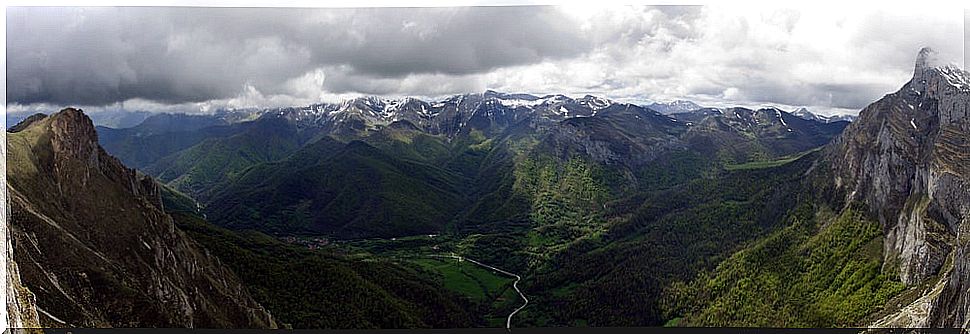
6, 48, 969, 329
5, 109, 478, 328
792, 107, 858, 123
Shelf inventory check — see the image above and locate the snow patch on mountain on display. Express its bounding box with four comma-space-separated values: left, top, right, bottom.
792, 107, 857, 123
647, 100, 703, 115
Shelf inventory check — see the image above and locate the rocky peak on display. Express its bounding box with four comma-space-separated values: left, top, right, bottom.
49, 108, 101, 169
577, 95, 613, 110
825, 48, 970, 326
913, 47, 938, 76
910, 47, 968, 84
482, 89, 504, 98
6, 107, 276, 328
647, 99, 703, 115
42, 108, 162, 205
907, 47, 970, 107
483, 90, 540, 101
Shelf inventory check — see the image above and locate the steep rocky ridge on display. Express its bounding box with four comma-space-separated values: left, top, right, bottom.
825, 48, 970, 327
5, 108, 276, 328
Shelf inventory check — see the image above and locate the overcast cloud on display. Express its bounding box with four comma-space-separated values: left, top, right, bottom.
6, 5, 968, 116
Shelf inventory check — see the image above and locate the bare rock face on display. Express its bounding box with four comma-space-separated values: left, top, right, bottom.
827, 48, 970, 326
6, 108, 276, 328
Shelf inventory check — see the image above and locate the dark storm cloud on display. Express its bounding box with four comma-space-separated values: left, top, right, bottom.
6, 6, 591, 106
6, 5, 965, 116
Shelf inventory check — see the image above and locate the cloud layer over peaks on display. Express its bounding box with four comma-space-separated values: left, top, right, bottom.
6, 5, 967, 116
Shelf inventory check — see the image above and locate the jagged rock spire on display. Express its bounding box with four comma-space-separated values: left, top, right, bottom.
912, 47, 940, 85
915, 47, 937, 73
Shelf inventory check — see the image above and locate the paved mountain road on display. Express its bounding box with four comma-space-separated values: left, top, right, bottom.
430, 254, 528, 330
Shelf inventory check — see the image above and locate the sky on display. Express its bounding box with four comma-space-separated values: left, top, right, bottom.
4, 4, 969, 117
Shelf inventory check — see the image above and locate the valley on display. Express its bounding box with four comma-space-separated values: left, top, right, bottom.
7, 47, 970, 329
8, 4, 970, 331
90, 84, 854, 327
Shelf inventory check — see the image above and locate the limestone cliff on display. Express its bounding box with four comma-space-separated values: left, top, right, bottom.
5, 108, 277, 328
826, 48, 970, 327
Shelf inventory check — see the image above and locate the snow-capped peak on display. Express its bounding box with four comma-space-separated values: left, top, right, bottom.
936, 64, 970, 90
792, 107, 813, 118
790, 107, 856, 123
647, 100, 703, 115
264, 91, 631, 134
484, 91, 577, 109
578, 95, 614, 110
913, 47, 970, 91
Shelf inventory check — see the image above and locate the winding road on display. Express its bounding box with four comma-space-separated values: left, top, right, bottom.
430, 254, 529, 330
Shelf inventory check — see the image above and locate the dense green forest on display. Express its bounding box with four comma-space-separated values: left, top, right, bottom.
114, 92, 877, 328
164, 123, 894, 328
662, 205, 905, 327
170, 210, 479, 328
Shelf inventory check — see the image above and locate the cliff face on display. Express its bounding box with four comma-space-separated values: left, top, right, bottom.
826, 48, 970, 327
5, 108, 276, 328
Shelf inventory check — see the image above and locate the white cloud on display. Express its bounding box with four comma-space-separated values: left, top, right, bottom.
479, 4, 965, 115
6, 5, 966, 116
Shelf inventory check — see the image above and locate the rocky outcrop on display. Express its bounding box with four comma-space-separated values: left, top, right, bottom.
7, 113, 48, 133
540, 104, 686, 167
5, 108, 276, 328
827, 48, 970, 327
3, 131, 41, 329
